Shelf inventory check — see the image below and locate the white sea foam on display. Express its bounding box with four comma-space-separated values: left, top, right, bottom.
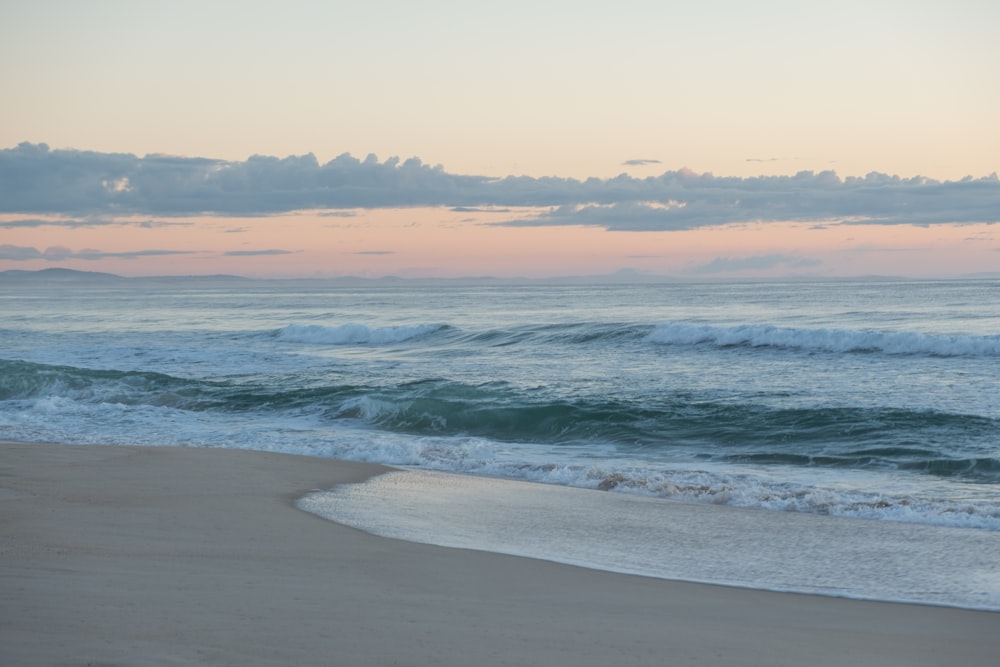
646, 322, 1000, 357
276, 322, 444, 345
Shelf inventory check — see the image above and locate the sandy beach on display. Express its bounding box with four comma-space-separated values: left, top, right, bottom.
2, 441, 997, 666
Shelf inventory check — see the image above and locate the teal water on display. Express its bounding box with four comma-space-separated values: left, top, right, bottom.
2, 274, 999, 606
2, 277, 999, 522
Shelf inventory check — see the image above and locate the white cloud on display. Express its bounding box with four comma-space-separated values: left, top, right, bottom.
2, 143, 998, 231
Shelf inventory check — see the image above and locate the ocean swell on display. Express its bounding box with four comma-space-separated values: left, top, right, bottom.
275, 322, 446, 345
646, 322, 1000, 357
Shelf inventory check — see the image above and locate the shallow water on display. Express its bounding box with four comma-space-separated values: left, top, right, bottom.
300, 469, 1000, 610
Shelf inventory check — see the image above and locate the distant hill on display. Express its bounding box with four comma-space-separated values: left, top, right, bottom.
0, 268, 252, 283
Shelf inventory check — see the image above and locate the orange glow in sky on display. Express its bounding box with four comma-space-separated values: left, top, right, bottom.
4, 207, 997, 279
1, 1, 998, 279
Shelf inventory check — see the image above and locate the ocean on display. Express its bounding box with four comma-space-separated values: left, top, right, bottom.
2, 272, 999, 609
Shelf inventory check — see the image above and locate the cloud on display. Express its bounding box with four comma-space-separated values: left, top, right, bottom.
0, 215, 186, 229
317, 210, 358, 217
77, 249, 196, 260
690, 254, 823, 274
0, 245, 46, 260
0, 143, 484, 215
354, 250, 395, 255
0, 244, 195, 261
3, 143, 999, 231
622, 159, 662, 166
223, 249, 296, 256
0, 218, 57, 228
0, 216, 116, 228
497, 201, 701, 231
493, 171, 1000, 231
135, 219, 191, 228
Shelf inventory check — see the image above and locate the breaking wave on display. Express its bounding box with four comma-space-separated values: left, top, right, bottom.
646, 322, 1000, 357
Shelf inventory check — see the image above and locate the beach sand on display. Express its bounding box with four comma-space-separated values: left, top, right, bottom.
2, 441, 997, 666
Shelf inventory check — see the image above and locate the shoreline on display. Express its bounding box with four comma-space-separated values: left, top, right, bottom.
299, 467, 1000, 612
2, 441, 998, 666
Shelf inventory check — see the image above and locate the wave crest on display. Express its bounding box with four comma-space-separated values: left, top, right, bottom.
276, 322, 445, 345
646, 322, 1000, 357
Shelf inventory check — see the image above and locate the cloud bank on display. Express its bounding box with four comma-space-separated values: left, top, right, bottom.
3, 143, 998, 231
0, 244, 195, 261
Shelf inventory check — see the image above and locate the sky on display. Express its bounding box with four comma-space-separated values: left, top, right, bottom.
1, 0, 998, 279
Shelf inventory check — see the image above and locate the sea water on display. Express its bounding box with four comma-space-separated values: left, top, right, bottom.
2, 274, 998, 607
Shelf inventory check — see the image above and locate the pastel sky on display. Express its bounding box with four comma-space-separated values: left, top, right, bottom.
2, 0, 998, 279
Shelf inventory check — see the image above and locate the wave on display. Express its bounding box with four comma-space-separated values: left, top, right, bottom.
4, 359, 998, 486
276, 319, 1000, 357
0, 359, 200, 405
646, 322, 1000, 357
329, 386, 1000, 482
4, 358, 999, 529
275, 322, 447, 345
0, 359, 352, 413
266, 319, 1000, 358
